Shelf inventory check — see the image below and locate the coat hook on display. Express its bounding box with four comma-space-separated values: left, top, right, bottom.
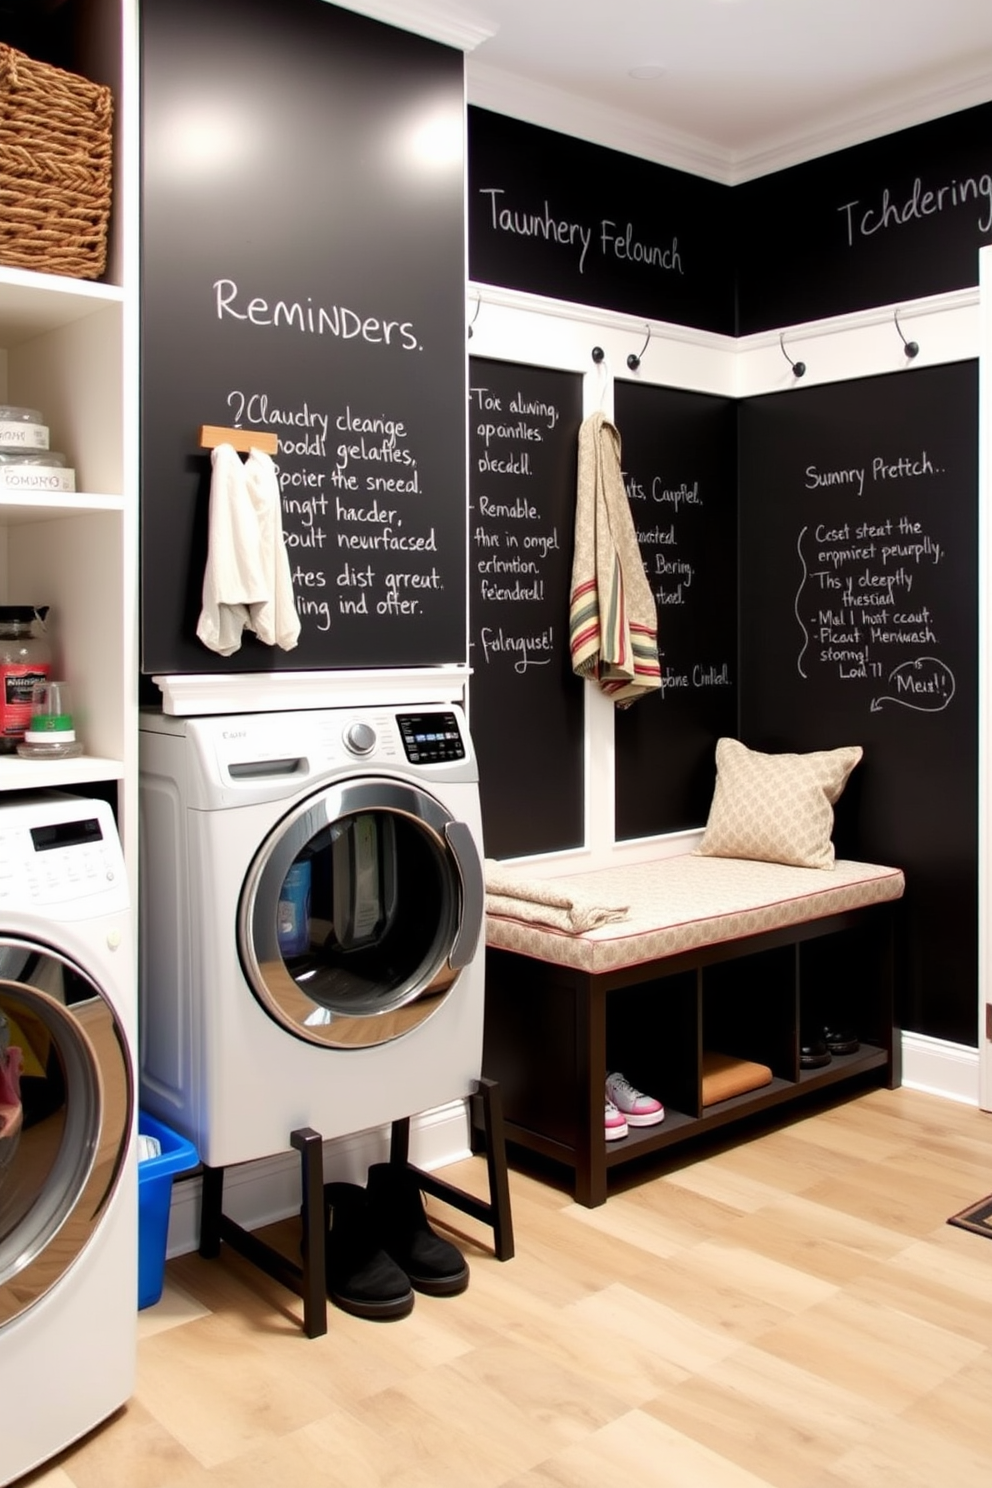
894, 308, 919, 359
467, 291, 481, 340
627, 323, 651, 371
779, 332, 806, 378
591, 346, 605, 363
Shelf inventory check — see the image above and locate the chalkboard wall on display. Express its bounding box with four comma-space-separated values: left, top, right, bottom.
613, 382, 739, 838
468, 359, 584, 859
736, 101, 992, 333
469, 101, 992, 335
140, 0, 467, 674
468, 108, 734, 334
738, 363, 978, 1045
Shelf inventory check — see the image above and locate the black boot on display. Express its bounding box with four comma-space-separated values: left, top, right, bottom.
323, 1182, 414, 1320
365, 1163, 469, 1297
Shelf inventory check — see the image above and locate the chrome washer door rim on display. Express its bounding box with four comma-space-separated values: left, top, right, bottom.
0, 945, 133, 1327
238, 778, 481, 1049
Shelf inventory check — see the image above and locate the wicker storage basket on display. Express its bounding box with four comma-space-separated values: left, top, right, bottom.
0, 44, 113, 281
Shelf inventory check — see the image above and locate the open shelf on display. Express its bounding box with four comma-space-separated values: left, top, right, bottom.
0, 0, 137, 877
0, 755, 124, 791
0, 493, 124, 523
0, 268, 123, 345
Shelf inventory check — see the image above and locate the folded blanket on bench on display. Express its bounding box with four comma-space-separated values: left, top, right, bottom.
485, 854, 905, 975
484, 858, 630, 934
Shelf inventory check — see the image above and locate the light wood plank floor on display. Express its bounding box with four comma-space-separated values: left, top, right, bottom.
21, 1086, 992, 1487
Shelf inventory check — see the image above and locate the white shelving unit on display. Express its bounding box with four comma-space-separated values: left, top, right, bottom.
0, 1, 137, 876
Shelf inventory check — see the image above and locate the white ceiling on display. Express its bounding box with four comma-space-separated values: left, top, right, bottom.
342, 0, 992, 182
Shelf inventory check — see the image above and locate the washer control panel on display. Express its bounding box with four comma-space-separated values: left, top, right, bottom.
397, 711, 465, 764
0, 810, 122, 907
177, 701, 477, 805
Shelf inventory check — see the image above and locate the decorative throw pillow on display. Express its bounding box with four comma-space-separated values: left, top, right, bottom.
696, 737, 863, 870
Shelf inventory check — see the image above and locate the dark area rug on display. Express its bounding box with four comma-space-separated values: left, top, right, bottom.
947, 1194, 992, 1239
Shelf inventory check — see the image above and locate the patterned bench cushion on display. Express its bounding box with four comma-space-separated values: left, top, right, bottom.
484, 854, 904, 976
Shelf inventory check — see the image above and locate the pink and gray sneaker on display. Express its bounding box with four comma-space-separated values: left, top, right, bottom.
605, 1098, 628, 1141
605, 1072, 665, 1127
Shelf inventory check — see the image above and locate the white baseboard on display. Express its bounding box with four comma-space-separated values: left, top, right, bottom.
163, 1034, 981, 1256
900, 1030, 981, 1106
164, 1099, 471, 1258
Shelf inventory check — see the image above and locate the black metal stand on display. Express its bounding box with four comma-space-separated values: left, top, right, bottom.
199, 1126, 327, 1337
389, 1076, 515, 1262
197, 1078, 514, 1338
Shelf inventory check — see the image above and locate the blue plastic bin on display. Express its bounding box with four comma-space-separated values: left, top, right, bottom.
137, 1111, 199, 1309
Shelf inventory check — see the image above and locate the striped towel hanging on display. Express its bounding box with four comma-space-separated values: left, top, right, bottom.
568, 411, 660, 706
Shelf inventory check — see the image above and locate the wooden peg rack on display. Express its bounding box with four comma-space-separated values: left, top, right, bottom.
198, 424, 279, 455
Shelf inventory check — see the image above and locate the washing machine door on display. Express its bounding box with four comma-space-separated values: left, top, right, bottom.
0, 940, 132, 1326
239, 777, 484, 1049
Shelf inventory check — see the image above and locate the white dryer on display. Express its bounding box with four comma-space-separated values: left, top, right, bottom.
139, 701, 486, 1169
0, 794, 135, 1487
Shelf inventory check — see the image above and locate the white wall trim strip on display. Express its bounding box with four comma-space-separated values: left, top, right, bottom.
901, 1031, 981, 1106
163, 1029, 978, 1259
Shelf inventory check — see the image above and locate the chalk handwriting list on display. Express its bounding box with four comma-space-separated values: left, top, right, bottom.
838, 171, 992, 247
226, 387, 443, 636
469, 381, 565, 675
478, 189, 683, 277
794, 446, 955, 711
215, 279, 420, 350
624, 467, 731, 697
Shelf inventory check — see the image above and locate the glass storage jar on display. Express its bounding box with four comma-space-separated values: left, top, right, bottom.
0, 406, 47, 450
0, 607, 51, 752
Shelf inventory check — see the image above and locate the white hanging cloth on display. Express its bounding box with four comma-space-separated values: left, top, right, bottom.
196, 443, 301, 657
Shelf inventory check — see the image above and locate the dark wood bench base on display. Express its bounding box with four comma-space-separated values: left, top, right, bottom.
483, 903, 901, 1208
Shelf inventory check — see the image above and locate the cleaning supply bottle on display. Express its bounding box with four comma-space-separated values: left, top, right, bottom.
0, 607, 51, 752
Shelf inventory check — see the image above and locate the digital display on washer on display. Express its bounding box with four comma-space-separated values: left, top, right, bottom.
397, 712, 465, 763
30, 817, 104, 852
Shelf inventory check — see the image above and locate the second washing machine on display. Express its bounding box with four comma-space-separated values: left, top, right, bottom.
139, 700, 485, 1169
0, 793, 135, 1485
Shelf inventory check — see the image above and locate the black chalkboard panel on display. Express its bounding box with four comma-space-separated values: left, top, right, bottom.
738, 363, 978, 1046
736, 101, 992, 333
140, 0, 466, 674
468, 359, 584, 858
613, 382, 739, 838
468, 108, 734, 335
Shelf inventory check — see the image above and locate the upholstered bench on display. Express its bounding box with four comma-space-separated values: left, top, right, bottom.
482, 853, 905, 1207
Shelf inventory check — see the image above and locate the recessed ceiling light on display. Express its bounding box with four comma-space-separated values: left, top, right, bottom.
628, 64, 665, 80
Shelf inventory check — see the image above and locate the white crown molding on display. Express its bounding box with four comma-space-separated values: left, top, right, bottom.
733, 66, 992, 184
466, 61, 733, 184
467, 58, 992, 188
327, 0, 497, 51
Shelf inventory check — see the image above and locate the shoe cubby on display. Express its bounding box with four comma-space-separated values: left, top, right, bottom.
483, 900, 900, 1207
606, 971, 698, 1120
797, 917, 891, 1057
702, 945, 798, 1087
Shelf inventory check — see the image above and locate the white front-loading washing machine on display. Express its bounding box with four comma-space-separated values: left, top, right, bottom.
138, 701, 486, 1169
0, 794, 135, 1487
